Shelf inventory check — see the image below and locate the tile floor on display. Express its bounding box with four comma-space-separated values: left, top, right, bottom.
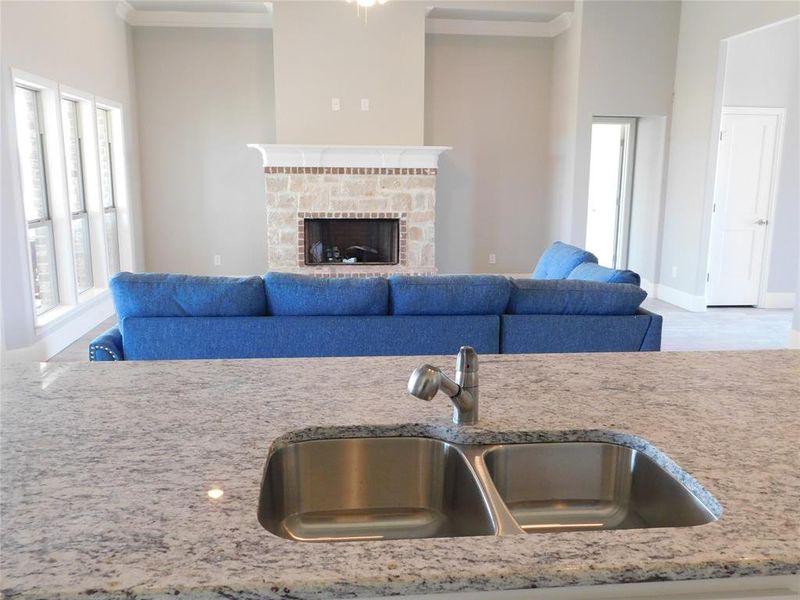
49, 301, 795, 361
642, 298, 794, 352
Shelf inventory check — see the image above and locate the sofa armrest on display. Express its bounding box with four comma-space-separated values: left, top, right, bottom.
636, 308, 663, 351
89, 326, 124, 361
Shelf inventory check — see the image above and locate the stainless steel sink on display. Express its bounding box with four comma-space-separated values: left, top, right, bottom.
483, 442, 718, 533
258, 437, 496, 542
259, 437, 718, 542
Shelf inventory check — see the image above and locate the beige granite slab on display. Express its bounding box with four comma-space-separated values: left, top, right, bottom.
1, 350, 798, 598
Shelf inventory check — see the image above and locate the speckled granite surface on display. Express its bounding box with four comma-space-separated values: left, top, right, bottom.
1, 350, 798, 598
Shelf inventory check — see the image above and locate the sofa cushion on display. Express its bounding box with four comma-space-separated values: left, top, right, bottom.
264, 272, 388, 316
389, 275, 511, 315
507, 278, 647, 315
567, 262, 641, 286
533, 241, 598, 279
110, 272, 267, 319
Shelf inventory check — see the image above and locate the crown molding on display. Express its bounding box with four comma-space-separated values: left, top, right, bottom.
426, 11, 573, 38
116, 0, 134, 22
116, 2, 273, 29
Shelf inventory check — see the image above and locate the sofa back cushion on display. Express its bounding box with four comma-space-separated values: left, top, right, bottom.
111, 272, 267, 319
507, 278, 647, 315
567, 262, 641, 286
264, 272, 389, 316
533, 241, 598, 279
389, 275, 511, 315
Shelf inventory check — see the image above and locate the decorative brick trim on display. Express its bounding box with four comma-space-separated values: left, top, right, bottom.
298, 212, 407, 268
265, 167, 437, 175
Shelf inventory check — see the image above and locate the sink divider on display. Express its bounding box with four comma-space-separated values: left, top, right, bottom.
459, 444, 526, 536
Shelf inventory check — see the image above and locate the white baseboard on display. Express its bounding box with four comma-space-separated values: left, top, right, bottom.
655, 283, 707, 312
789, 328, 800, 349
2, 294, 115, 363
762, 292, 797, 309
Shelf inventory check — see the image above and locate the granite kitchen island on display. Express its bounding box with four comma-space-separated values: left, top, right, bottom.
1, 350, 798, 598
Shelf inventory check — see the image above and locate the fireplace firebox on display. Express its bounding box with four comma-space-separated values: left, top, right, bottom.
304, 218, 400, 266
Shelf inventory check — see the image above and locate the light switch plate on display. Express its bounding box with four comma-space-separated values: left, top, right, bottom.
360, 98, 370, 111
331, 97, 341, 111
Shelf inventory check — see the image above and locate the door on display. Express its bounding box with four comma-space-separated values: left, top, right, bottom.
585, 117, 637, 269
707, 109, 782, 306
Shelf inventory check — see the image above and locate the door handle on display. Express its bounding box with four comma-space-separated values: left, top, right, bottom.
755, 219, 769, 226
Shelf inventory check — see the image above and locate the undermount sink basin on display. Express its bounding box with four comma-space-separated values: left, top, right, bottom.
258, 437, 496, 542
259, 437, 718, 543
483, 442, 717, 533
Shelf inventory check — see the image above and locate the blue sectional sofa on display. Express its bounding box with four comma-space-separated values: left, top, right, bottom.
90, 242, 662, 361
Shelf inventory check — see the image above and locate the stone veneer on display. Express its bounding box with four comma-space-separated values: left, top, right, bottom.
265, 167, 436, 276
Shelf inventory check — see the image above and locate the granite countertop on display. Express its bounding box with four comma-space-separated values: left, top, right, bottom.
1, 350, 799, 598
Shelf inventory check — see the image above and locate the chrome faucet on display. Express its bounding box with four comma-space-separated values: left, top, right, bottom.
408, 346, 479, 425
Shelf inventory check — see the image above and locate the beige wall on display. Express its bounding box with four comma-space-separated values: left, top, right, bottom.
658, 1, 800, 298
569, 0, 682, 247
272, 1, 426, 145
547, 2, 584, 246
426, 34, 552, 274
133, 27, 276, 276
1, 0, 142, 353
628, 116, 669, 286
547, 0, 681, 259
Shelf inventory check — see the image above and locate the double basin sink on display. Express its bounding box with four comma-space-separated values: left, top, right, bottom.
258, 437, 718, 543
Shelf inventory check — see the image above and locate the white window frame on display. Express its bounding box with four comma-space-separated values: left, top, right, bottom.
60, 85, 111, 298
95, 98, 132, 276
10, 69, 134, 335
12, 69, 77, 327
15, 83, 60, 314
60, 94, 95, 295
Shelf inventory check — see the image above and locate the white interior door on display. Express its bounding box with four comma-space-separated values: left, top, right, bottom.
707, 109, 781, 306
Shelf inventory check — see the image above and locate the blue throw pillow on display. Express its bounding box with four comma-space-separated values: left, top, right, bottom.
533, 241, 598, 279
264, 272, 389, 316
568, 262, 641, 286
507, 278, 647, 315
389, 275, 511, 315
110, 272, 267, 319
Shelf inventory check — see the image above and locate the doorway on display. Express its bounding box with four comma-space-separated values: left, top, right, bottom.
585, 117, 637, 268
707, 107, 784, 307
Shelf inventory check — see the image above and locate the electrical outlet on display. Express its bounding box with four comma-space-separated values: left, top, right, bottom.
360, 98, 370, 111
214, 255, 222, 266
331, 97, 341, 112
488, 253, 497, 265
671, 266, 678, 278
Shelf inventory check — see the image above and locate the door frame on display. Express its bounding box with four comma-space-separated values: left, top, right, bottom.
588, 116, 638, 269
706, 106, 786, 308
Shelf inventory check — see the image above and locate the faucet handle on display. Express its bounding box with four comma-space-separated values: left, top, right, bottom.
455, 346, 478, 374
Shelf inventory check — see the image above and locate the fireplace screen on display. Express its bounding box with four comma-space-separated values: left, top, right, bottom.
304, 218, 400, 265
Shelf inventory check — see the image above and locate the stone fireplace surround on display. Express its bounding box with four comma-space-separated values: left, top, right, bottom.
249, 145, 449, 277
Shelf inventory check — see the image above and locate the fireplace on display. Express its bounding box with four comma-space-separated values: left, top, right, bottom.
249, 144, 449, 276
304, 218, 399, 265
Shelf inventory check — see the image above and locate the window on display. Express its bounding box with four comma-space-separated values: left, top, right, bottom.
14, 85, 59, 315
96, 107, 120, 277
61, 98, 94, 293
12, 71, 131, 328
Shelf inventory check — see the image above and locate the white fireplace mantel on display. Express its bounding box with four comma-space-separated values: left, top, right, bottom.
248, 144, 451, 170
